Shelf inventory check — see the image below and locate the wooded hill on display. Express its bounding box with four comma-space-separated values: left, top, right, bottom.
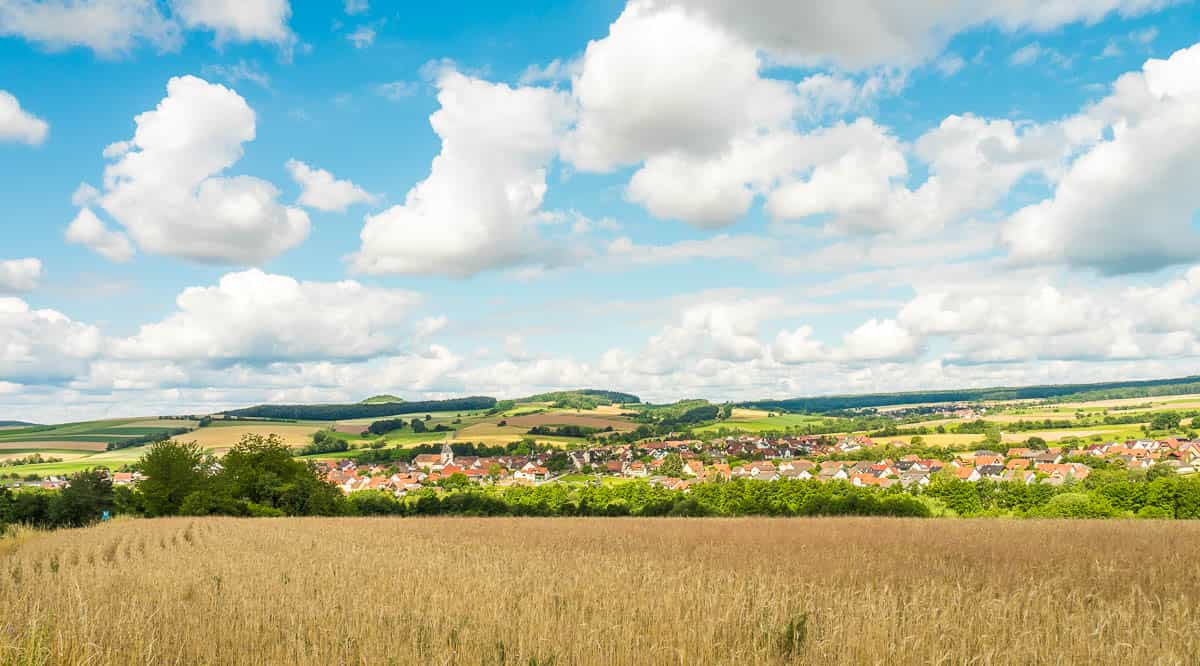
223, 397, 497, 421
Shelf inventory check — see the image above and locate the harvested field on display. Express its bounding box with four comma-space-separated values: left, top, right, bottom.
456, 422, 529, 438
171, 424, 321, 450
1, 517, 1198, 665
591, 404, 635, 415
503, 412, 636, 431
880, 433, 983, 447
1002, 428, 1128, 443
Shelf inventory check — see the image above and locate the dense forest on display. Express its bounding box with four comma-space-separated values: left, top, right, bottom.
223, 396, 497, 421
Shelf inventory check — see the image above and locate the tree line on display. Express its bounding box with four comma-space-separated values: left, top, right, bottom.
223, 396, 497, 421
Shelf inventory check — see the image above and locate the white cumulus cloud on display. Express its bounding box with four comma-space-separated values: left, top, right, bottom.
81, 75, 309, 265
0, 90, 48, 145
351, 67, 575, 277
0, 297, 102, 384
65, 208, 135, 262
1002, 43, 1200, 274
171, 0, 294, 49
113, 269, 422, 363
285, 159, 377, 212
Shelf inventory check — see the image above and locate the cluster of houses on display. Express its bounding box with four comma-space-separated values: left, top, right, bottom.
309, 434, 1200, 497
317, 443, 557, 495
2, 471, 144, 491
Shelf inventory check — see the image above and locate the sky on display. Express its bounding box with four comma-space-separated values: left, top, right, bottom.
2, 0, 1200, 423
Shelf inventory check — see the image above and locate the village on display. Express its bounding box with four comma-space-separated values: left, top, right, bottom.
10, 431, 1199, 497
307, 433, 1200, 497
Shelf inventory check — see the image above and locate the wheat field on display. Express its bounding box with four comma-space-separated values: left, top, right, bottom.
1, 517, 1198, 665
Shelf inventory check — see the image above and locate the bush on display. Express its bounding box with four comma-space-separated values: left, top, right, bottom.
297, 430, 350, 456
1036, 492, 1119, 519
348, 490, 405, 516
1136, 505, 1172, 519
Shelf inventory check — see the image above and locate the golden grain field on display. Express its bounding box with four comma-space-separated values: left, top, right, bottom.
1, 517, 1198, 665
170, 424, 321, 450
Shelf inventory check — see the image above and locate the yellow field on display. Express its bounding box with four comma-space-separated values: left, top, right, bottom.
1001, 429, 1125, 443
729, 407, 771, 419
591, 404, 633, 415
1051, 395, 1200, 410
1, 517, 1197, 665
455, 422, 529, 439
171, 424, 321, 450
873, 433, 983, 447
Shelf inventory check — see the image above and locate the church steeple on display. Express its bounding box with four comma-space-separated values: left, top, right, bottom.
440, 441, 454, 465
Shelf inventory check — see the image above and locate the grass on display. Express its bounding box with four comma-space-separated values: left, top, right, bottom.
695, 413, 826, 434
1, 517, 1198, 664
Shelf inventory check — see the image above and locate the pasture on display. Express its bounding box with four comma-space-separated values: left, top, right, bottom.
1, 517, 1197, 665
695, 412, 827, 434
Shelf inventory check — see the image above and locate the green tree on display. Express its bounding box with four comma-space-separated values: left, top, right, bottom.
348, 490, 403, 515
0, 487, 11, 535
1035, 492, 1119, 518
439, 473, 471, 490
208, 434, 347, 516
50, 470, 114, 527
410, 418, 427, 433
545, 452, 571, 474
135, 440, 209, 517
659, 453, 684, 478
1145, 463, 1174, 482
1151, 412, 1182, 432
1025, 436, 1048, 450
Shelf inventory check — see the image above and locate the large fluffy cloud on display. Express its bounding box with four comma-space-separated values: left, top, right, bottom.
662, 0, 1177, 69
767, 114, 1082, 236
0, 90, 48, 145
351, 68, 575, 277
560, 0, 1177, 238
1002, 43, 1200, 274
112, 269, 422, 363
79, 75, 309, 265
0, 297, 102, 384
893, 274, 1200, 363
0, 258, 42, 293
561, 0, 794, 173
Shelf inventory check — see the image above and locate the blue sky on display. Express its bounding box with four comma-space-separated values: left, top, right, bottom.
2, 0, 1200, 423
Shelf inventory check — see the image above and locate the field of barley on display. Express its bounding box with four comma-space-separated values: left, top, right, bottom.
2, 517, 1199, 665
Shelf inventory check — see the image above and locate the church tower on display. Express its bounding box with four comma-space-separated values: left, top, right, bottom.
440, 441, 454, 466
